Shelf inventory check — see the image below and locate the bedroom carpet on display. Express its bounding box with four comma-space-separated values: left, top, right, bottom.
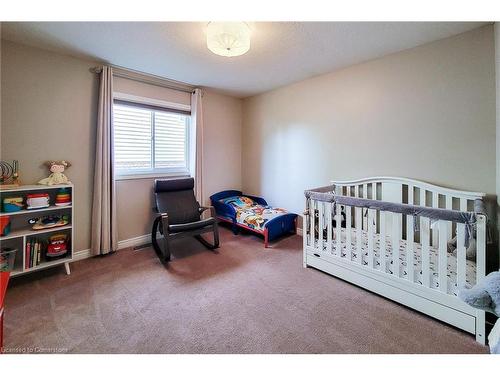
3, 227, 488, 354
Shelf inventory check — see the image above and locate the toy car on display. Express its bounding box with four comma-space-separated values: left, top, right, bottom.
46, 234, 68, 257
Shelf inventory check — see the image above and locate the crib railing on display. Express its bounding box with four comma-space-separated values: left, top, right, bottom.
303, 183, 487, 296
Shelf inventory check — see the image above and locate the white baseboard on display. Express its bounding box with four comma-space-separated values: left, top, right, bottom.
72, 248, 91, 261
73, 233, 153, 261
73, 228, 302, 262
117, 234, 151, 250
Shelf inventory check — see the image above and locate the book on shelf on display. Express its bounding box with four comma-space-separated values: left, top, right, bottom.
37, 242, 41, 265
31, 239, 35, 268
26, 238, 44, 269
25, 240, 30, 268
30, 239, 34, 268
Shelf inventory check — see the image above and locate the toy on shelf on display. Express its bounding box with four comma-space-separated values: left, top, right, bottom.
0, 160, 20, 189
38, 160, 71, 186
0, 216, 11, 237
55, 188, 71, 206
46, 234, 68, 258
26, 193, 50, 210
0, 247, 17, 272
2, 197, 23, 212
28, 215, 69, 230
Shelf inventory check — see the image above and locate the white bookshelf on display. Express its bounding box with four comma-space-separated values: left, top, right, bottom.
0, 184, 74, 276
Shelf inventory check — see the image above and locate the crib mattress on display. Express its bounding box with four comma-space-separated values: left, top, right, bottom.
313, 228, 476, 296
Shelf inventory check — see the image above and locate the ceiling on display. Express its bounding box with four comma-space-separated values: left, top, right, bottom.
1, 22, 488, 98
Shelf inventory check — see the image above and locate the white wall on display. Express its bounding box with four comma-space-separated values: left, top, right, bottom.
242, 26, 496, 217
202, 90, 242, 201
114, 76, 191, 106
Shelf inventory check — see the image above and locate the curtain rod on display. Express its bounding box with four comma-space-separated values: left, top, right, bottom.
90, 65, 197, 94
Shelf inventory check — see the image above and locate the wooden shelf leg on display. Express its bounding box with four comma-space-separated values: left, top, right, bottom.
64, 262, 71, 275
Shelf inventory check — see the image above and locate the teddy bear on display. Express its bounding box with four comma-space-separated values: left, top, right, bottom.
447, 235, 476, 260
458, 271, 500, 354
38, 160, 72, 186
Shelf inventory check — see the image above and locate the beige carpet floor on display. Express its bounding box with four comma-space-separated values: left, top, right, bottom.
3, 227, 487, 354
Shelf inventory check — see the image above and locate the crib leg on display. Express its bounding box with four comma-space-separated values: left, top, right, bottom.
476, 310, 486, 345
264, 229, 269, 248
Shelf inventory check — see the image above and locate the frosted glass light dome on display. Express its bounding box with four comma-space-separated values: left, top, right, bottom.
206, 22, 251, 57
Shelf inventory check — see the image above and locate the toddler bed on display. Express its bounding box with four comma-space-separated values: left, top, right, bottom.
304, 177, 488, 344
210, 190, 297, 247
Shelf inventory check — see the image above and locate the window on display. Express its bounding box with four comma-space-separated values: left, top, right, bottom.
113, 101, 190, 178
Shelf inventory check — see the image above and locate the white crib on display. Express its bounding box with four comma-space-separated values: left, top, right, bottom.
303, 176, 487, 344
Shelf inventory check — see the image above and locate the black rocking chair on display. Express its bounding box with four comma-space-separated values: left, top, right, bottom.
151, 177, 219, 263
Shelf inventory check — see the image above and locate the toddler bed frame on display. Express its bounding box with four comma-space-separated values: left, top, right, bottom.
210, 190, 297, 247
303, 177, 487, 344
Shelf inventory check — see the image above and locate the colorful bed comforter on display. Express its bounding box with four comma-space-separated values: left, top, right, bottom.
220, 196, 289, 232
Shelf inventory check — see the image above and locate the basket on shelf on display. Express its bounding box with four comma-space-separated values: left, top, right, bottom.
0, 248, 16, 273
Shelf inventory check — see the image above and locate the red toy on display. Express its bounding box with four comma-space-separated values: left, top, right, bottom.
46, 234, 68, 258
1, 248, 16, 353
0, 216, 10, 237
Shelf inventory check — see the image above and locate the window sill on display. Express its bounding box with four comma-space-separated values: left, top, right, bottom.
115, 173, 190, 181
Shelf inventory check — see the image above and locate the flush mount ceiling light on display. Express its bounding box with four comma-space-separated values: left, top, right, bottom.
206, 22, 251, 57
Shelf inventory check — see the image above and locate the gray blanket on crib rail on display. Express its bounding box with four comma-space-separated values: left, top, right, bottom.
304, 185, 486, 246
304, 185, 485, 222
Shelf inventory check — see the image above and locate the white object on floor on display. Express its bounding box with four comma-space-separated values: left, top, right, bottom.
303, 176, 487, 344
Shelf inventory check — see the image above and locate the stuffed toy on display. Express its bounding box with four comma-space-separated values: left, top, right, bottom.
458, 271, 500, 354
38, 160, 71, 186
447, 235, 476, 260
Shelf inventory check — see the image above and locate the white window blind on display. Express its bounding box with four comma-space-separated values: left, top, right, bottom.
113, 102, 190, 177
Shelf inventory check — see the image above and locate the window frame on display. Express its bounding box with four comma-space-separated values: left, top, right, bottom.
112, 97, 192, 180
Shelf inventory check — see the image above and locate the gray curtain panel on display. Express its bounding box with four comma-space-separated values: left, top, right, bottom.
191, 88, 204, 205
91, 66, 118, 255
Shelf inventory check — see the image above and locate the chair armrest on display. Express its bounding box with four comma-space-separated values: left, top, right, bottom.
199, 206, 216, 218
160, 213, 169, 235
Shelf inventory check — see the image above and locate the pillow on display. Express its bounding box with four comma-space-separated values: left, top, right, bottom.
220, 196, 255, 208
